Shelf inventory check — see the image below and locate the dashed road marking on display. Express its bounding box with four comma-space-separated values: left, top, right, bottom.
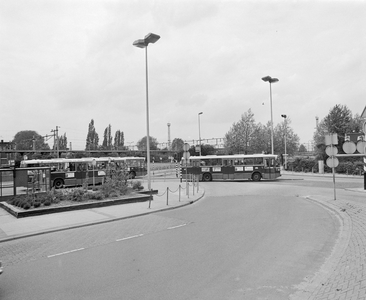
167, 223, 187, 230
116, 234, 144, 242
47, 248, 85, 258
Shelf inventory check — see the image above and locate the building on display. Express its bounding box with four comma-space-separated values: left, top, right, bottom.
0, 140, 15, 167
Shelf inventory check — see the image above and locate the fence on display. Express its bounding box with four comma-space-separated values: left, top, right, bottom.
0, 167, 51, 200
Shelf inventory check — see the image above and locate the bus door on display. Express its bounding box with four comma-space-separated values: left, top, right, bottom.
264, 158, 275, 179
222, 159, 235, 180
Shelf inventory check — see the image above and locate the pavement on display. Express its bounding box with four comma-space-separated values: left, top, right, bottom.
0, 173, 204, 243
282, 170, 366, 300
1, 170, 366, 299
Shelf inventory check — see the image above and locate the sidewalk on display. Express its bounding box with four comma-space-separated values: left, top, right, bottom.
284, 172, 366, 300
0, 176, 204, 243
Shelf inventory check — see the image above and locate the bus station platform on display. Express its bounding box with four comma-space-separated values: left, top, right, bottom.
0, 177, 204, 243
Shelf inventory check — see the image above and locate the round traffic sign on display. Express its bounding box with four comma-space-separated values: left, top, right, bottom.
356, 141, 366, 154
325, 146, 338, 156
183, 152, 190, 160
183, 143, 190, 152
326, 157, 339, 168
342, 141, 356, 154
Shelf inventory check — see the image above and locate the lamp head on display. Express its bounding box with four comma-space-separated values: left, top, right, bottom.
133, 33, 160, 48
281, 114, 287, 118
262, 76, 279, 83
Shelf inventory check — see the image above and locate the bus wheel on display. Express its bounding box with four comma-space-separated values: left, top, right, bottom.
202, 173, 212, 182
54, 179, 64, 189
129, 171, 136, 179
251, 172, 262, 182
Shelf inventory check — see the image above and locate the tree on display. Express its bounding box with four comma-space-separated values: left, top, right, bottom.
102, 124, 113, 150
85, 119, 99, 150
201, 144, 216, 156
137, 136, 159, 151
250, 122, 271, 154
224, 109, 256, 154
13, 130, 50, 151
114, 130, 125, 150
171, 138, 184, 152
171, 138, 185, 160
273, 118, 299, 156
58, 133, 68, 150
299, 144, 307, 152
313, 104, 358, 159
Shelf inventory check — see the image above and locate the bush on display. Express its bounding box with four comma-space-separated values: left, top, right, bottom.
132, 181, 143, 190
33, 201, 41, 208
89, 191, 104, 200
288, 157, 364, 175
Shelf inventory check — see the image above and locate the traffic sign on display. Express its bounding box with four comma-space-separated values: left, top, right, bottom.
325, 146, 338, 156
342, 141, 356, 154
183, 152, 190, 161
357, 141, 366, 154
183, 143, 190, 152
325, 133, 338, 145
326, 157, 339, 168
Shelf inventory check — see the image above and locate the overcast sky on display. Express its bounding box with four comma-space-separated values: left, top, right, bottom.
1, 0, 365, 150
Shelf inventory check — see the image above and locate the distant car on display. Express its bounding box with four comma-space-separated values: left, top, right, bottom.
0, 261, 3, 275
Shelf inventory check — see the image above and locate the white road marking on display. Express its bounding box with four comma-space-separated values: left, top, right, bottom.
167, 223, 187, 230
47, 248, 85, 258
116, 234, 144, 242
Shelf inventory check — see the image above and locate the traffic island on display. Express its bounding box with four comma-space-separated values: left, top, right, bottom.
0, 190, 158, 218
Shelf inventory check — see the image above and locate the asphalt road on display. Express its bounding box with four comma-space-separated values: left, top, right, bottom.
1, 175, 353, 300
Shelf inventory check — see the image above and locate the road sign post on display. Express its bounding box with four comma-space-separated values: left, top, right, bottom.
183, 143, 190, 197
325, 135, 338, 200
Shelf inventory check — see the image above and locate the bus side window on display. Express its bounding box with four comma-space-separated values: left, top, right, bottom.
69, 163, 75, 171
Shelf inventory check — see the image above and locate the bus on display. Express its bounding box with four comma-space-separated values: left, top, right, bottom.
20, 157, 146, 188
182, 154, 280, 181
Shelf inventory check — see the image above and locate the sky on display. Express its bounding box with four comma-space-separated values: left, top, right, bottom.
1, 0, 365, 151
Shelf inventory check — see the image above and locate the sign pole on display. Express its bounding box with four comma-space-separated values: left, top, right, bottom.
331, 144, 336, 200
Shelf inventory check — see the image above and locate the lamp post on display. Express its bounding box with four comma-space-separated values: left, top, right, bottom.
281, 114, 287, 169
198, 112, 203, 156
262, 76, 279, 155
133, 33, 160, 202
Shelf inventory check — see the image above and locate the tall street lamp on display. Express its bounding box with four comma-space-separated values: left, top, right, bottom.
281, 114, 287, 169
198, 112, 203, 156
262, 75, 279, 154
133, 33, 160, 201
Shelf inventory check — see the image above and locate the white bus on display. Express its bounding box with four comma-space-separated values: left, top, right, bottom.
182, 154, 281, 181
20, 157, 146, 188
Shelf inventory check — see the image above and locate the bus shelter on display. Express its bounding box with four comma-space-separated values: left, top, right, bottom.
0, 167, 51, 200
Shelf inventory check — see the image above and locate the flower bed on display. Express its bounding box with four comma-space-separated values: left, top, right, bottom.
0, 179, 152, 218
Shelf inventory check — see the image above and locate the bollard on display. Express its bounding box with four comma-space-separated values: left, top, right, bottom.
166, 187, 169, 205
179, 184, 181, 201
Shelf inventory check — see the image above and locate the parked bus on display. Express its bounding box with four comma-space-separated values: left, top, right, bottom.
20, 157, 146, 188
182, 154, 280, 181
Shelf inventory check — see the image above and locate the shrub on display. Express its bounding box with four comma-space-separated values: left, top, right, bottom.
23, 203, 31, 210
132, 181, 143, 190
288, 157, 364, 175
33, 201, 41, 208
89, 191, 104, 200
